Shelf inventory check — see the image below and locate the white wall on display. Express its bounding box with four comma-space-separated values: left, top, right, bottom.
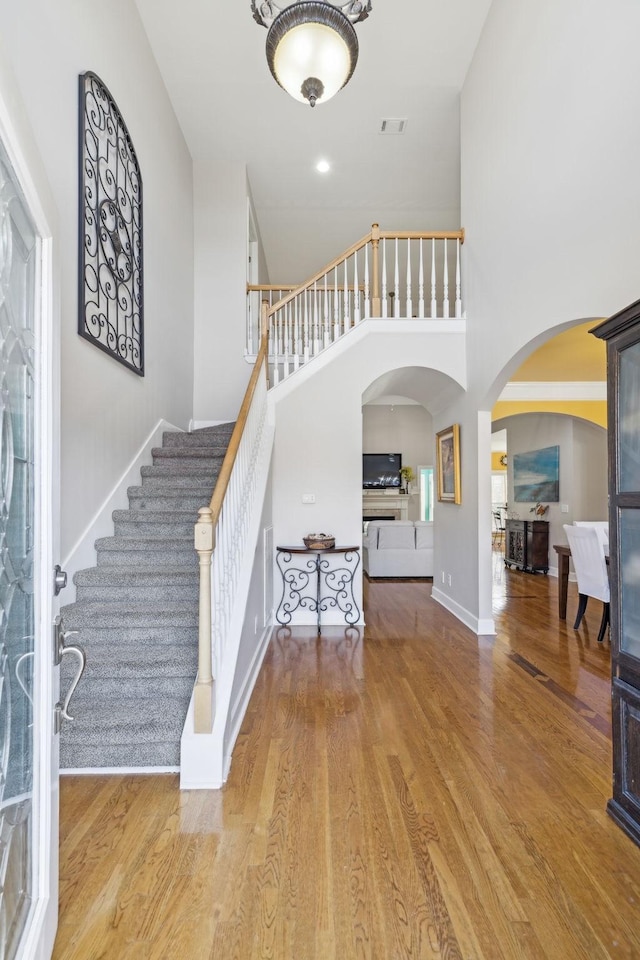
362, 404, 434, 521
192, 161, 252, 423
0, 0, 195, 560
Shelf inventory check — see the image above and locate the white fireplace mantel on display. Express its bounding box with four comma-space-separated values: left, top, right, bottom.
362, 490, 410, 521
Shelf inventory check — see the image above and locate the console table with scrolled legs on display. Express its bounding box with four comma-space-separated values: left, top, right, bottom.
275, 546, 361, 634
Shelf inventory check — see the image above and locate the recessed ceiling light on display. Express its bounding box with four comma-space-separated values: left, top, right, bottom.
316, 159, 331, 173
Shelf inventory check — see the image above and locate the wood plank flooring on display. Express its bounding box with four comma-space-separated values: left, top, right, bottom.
52, 554, 640, 959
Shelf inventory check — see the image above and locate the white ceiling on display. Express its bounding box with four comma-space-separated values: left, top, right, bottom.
134, 0, 493, 282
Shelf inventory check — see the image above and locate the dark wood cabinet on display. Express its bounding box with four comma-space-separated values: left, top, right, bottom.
593, 299, 640, 847
504, 519, 549, 574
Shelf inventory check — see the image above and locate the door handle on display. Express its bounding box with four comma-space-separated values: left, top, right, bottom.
53, 564, 68, 596
53, 615, 86, 726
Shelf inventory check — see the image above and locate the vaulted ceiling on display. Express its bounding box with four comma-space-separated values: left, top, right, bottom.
134, 0, 493, 282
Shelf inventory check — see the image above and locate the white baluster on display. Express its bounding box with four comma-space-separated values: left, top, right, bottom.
418, 238, 425, 318
443, 238, 450, 319
381, 239, 388, 318
354, 251, 360, 323
270, 314, 279, 384
394, 238, 400, 318
293, 296, 300, 371
405, 238, 412, 318
246, 291, 253, 356
323, 275, 330, 347
333, 266, 340, 340
303, 289, 310, 363
313, 281, 321, 355
343, 258, 349, 334
364, 243, 370, 318
455, 238, 462, 319
283, 301, 290, 379
430, 238, 437, 318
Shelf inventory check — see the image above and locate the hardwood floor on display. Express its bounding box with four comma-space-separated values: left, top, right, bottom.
52, 555, 640, 959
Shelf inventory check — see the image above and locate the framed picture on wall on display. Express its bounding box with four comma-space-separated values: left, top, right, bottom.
513, 445, 560, 502
436, 424, 461, 503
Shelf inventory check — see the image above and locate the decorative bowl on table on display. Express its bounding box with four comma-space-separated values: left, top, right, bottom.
303, 534, 335, 550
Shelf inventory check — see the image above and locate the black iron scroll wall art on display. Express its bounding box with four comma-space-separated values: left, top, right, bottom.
78, 72, 144, 375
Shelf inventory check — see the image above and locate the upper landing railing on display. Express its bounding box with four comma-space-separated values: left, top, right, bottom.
246, 223, 465, 385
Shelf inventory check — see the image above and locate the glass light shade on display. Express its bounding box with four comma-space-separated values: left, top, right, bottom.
266, 3, 358, 107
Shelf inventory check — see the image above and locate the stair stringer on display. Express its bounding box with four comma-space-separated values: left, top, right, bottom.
180, 419, 275, 789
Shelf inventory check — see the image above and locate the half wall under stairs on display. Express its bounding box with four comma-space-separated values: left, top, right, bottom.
59, 423, 234, 770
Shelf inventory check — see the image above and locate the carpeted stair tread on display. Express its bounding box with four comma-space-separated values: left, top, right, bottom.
152, 446, 229, 460
60, 600, 198, 627
74, 567, 197, 586
140, 474, 217, 490
162, 425, 235, 448
60, 741, 180, 769
61, 694, 191, 745
97, 536, 193, 549
67, 673, 196, 700
95, 537, 196, 568
141, 462, 222, 478
126, 488, 213, 512
62, 641, 196, 675
112, 512, 197, 538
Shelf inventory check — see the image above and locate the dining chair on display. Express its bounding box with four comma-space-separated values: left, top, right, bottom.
492, 510, 505, 548
563, 523, 610, 643
573, 520, 609, 554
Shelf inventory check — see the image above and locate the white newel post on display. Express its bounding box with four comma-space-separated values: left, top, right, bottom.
194, 506, 214, 733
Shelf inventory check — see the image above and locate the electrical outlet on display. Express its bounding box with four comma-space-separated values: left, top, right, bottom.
302, 493, 316, 504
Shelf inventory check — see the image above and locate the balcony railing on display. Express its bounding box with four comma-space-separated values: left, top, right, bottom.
246, 224, 464, 385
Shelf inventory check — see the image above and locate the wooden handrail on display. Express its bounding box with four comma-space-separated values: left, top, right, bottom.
247, 284, 296, 293
379, 229, 465, 243
208, 302, 269, 524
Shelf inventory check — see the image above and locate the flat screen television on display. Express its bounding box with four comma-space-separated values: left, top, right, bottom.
363, 453, 402, 489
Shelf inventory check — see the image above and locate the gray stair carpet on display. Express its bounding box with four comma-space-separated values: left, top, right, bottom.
59, 423, 235, 770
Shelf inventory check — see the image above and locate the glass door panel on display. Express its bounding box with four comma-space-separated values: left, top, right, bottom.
0, 140, 39, 960
619, 340, 640, 492
619, 509, 640, 660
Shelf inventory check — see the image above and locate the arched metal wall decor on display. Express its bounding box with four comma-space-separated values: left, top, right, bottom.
78, 71, 144, 375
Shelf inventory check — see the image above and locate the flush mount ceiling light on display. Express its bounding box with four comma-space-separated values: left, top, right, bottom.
251, 0, 371, 108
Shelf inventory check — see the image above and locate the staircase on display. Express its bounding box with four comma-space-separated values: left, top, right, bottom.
59, 423, 235, 770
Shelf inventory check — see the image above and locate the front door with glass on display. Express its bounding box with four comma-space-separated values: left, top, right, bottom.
0, 120, 58, 959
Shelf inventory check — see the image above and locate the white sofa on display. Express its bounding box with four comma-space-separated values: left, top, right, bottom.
363, 520, 434, 578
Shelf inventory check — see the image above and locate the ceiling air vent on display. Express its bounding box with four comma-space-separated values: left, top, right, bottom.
379, 118, 407, 135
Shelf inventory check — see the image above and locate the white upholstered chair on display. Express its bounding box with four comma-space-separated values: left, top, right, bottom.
563, 523, 610, 643
573, 520, 609, 554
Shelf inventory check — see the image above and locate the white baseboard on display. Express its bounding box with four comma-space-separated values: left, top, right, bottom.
431, 586, 496, 637
61, 418, 182, 599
